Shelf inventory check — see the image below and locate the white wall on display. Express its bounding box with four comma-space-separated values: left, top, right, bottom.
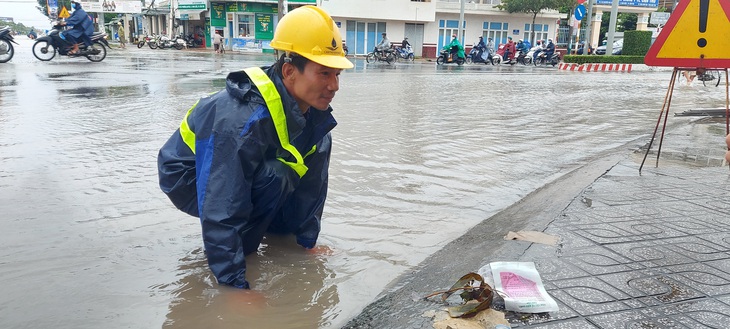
320, 0, 435, 22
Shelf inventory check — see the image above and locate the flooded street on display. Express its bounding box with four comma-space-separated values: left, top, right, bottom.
1, 37, 727, 329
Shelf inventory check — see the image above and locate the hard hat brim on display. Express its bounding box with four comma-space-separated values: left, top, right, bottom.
303, 53, 354, 69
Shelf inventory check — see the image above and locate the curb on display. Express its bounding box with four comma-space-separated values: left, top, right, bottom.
558, 62, 633, 72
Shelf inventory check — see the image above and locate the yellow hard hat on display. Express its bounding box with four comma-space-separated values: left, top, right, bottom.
270, 6, 353, 69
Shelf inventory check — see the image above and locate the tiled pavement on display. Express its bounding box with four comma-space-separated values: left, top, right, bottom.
344, 156, 730, 329
515, 161, 730, 328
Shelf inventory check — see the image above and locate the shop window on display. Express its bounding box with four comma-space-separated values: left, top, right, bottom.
237, 14, 253, 37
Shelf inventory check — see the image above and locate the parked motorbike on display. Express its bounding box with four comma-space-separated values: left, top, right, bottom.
183, 33, 202, 48
151, 34, 181, 49
170, 35, 186, 50
366, 47, 395, 64
0, 26, 18, 63
137, 34, 154, 48
32, 21, 109, 62
535, 50, 560, 67
436, 48, 465, 65
343, 44, 348, 56
394, 44, 414, 61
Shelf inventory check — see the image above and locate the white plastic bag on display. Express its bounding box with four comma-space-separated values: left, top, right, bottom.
486, 261, 559, 313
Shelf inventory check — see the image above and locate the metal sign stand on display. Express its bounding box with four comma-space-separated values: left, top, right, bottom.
639, 67, 730, 173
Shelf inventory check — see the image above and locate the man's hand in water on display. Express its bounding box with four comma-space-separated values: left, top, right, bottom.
305, 245, 334, 256
227, 288, 267, 314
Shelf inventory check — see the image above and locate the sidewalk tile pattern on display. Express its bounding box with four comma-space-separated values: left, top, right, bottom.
511, 164, 730, 328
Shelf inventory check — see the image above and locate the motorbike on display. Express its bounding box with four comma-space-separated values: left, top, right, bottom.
494, 44, 518, 65
465, 45, 491, 65
137, 34, 155, 48
394, 44, 414, 61
343, 44, 348, 56
366, 47, 395, 64
525, 46, 542, 66
515, 49, 531, 65
0, 26, 18, 63
436, 47, 465, 65
183, 33, 202, 48
150, 34, 181, 50
535, 49, 561, 67
170, 35, 186, 50
32, 22, 109, 62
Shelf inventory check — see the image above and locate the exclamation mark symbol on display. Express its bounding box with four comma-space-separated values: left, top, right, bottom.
698, 0, 709, 48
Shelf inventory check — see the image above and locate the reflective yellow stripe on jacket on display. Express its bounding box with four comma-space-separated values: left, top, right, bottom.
179, 100, 199, 154
178, 67, 314, 178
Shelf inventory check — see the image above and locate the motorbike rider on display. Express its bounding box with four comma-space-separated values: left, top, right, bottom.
157, 5, 353, 290
544, 38, 556, 62
401, 36, 411, 49
516, 39, 529, 58
398, 36, 411, 57
486, 37, 495, 64
533, 39, 545, 63
376, 32, 391, 55
62, 0, 94, 55
503, 36, 515, 61
473, 36, 487, 62
443, 34, 464, 62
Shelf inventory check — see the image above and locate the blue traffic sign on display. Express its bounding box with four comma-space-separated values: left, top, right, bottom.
574, 4, 586, 21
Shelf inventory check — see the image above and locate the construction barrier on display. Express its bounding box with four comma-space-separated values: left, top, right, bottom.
558, 63, 633, 72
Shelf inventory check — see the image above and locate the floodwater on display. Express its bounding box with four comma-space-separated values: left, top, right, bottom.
1, 37, 727, 329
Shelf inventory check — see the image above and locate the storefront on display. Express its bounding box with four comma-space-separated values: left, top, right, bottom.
209, 2, 278, 53
177, 0, 207, 48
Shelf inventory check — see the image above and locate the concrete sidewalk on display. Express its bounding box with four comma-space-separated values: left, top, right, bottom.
343, 120, 730, 328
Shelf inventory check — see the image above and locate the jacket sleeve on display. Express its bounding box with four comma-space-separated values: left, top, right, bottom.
277, 133, 332, 248
198, 128, 266, 289
66, 11, 84, 26
158, 129, 199, 217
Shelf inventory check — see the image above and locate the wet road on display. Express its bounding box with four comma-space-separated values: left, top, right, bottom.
1, 36, 727, 329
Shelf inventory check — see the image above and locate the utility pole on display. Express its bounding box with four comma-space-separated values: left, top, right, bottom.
606, 0, 619, 55
168, 0, 176, 38
278, 0, 288, 21
584, 0, 595, 50
458, 0, 465, 43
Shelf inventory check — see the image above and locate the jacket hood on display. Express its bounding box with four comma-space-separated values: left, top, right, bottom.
225, 66, 309, 133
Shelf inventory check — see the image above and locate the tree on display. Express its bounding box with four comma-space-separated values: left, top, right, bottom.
599, 12, 637, 44
36, 0, 73, 20
497, 0, 568, 45
0, 20, 32, 34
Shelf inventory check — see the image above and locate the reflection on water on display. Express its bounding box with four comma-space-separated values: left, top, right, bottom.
0, 46, 728, 329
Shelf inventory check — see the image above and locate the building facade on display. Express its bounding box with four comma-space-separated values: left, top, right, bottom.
135, 0, 658, 55
321, 0, 563, 58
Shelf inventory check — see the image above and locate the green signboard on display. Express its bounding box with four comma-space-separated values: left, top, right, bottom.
226, 2, 239, 12
224, 2, 276, 13
178, 0, 207, 10
211, 3, 226, 27
255, 13, 274, 40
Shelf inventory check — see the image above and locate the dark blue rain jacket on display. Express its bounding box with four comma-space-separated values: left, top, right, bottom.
65, 7, 94, 41
157, 66, 336, 289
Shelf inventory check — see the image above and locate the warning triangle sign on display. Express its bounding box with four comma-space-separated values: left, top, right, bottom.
644, 0, 730, 68
58, 6, 70, 19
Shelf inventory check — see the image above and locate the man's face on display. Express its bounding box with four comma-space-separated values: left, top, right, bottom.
285, 61, 342, 112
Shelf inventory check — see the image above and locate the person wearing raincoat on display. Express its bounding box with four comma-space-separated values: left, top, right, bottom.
157, 5, 353, 289
442, 34, 465, 62
62, 0, 94, 55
